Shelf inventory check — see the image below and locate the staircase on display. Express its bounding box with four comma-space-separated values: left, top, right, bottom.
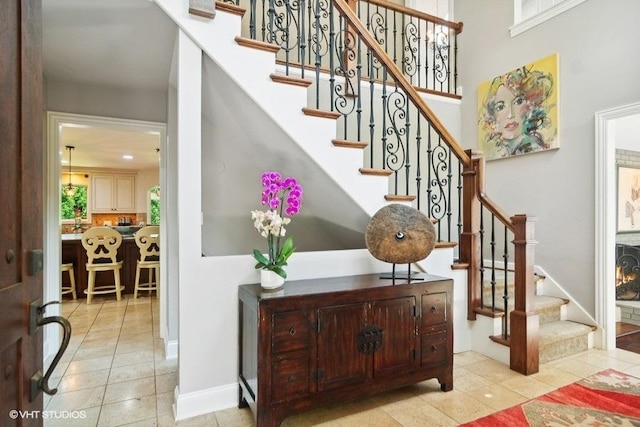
157, 0, 597, 377
483, 274, 595, 363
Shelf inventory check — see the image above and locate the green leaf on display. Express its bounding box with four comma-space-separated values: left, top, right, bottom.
272, 266, 287, 279
253, 249, 269, 266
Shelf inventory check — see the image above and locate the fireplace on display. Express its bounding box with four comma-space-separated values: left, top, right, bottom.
616, 244, 640, 300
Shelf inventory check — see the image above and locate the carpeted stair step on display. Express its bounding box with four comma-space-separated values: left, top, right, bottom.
534, 295, 567, 325
539, 320, 595, 363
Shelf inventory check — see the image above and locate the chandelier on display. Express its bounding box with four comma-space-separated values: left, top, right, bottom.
64, 145, 76, 197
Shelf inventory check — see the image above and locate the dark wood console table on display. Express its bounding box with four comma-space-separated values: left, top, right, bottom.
238, 273, 454, 427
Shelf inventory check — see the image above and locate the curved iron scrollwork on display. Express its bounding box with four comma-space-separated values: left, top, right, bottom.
427, 141, 450, 222
267, 0, 303, 52
332, 27, 358, 116
309, 0, 330, 62
384, 90, 407, 173
432, 27, 450, 87
357, 324, 384, 354
402, 21, 419, 79
617, 251, 640, 300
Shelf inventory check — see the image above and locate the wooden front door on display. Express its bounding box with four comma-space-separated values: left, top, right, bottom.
0, 0, 45, 425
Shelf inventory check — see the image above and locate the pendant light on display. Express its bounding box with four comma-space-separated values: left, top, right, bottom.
64, 145, 76, 197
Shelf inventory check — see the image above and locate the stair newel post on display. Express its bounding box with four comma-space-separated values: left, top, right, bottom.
509, 214, 539, 375
460, 149, 482, 321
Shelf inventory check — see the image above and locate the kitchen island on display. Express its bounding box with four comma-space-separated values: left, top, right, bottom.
61, 233, 154, 299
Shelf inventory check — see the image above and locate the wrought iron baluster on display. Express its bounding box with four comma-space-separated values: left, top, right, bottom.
479, 206, 485, 308
490, 214, 497, 311
415, 115, 422, 210
503, 225, 510, 338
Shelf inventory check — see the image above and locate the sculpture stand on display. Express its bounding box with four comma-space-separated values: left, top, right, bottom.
379, 263, 424, 282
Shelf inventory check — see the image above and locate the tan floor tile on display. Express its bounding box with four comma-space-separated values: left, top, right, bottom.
97, 395, 157, 427
454, 351, 489, 367
116, 339, 154, 354
45, 385, 105, 412
463, 383, 528, 411
172, 412, 219, 426
118, 331, 154, 344
213, 407, 253, 427
156, 391, 174, 417
66, 355, 113, 375
85, 326, 121, 339
113, 349, 155, 368
501, 373, 557, 399
571, 349, 635, 371
155, 372, 178, 394
73, 344, 117, 361
42, 405, 101, 427
547, 357, 604, 378
108, 361, 155, 384
103, 376, 156, 404
465, 358, 523, 383
382, 395, 458, 427
533, 365, 581, 388
56, 369, 110, 393
422, 389, 495, 424
451, 366, 493, 392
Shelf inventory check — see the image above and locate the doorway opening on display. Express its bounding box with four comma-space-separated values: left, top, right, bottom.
44, 111, 168, 363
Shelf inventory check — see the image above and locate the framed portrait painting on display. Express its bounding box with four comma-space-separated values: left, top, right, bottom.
477, 53, 559, 161
617, 166, 640, 233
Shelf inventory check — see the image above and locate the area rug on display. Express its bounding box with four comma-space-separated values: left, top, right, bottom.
462, 369, 640, 426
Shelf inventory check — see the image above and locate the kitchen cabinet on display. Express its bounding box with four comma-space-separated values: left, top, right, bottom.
238, 274, 453, 427
91, 174, 136, 213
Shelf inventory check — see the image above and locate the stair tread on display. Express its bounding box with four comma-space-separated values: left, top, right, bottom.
539, 320, 594, 345
533, 295, 567, 309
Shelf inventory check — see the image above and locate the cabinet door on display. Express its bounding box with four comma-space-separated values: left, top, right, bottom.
317, 303, 368, 391
114, 175, 135, 212
92, 175, 115, 212
372, 296, 417, 377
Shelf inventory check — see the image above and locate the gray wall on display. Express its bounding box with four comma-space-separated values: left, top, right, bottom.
455, 0, 640, 315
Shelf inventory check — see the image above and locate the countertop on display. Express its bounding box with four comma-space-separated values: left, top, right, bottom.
61, 233, 135, 241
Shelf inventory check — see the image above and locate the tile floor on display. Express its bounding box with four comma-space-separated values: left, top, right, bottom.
45, 295, 640, 426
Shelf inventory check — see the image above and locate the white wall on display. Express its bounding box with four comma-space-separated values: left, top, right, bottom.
455, 0, 640, 316
135, 168, 160, 220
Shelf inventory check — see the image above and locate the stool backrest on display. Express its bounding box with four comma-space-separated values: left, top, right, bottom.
135, 226, 160, 262
81, 227, 123, 264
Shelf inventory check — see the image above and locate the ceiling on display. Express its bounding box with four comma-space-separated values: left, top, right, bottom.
42, 0, 176, 170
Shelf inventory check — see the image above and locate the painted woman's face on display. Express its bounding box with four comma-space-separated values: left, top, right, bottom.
492, 84, 529, 140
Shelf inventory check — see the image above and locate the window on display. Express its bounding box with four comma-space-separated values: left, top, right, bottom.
61, 185, 88, 221
149, 185, 160, 225
511, 0, 586, 37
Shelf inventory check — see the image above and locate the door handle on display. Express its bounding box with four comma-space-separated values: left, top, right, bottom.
29, 300, 72, 400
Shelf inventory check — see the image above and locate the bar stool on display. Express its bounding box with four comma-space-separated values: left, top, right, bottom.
81, 227, 124, 304
61, 263, 77, 300
134, 226, 160, 299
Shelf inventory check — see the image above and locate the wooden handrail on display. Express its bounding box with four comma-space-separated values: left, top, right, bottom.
331, 0, 471, 168
473, 150, 515, 232
360, 0, 464, 33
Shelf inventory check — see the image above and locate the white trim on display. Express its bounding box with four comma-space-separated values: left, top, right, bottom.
510, 0, 587, 37
44, 111, 167, 365
174, 383, 238, 421
594, 102, 640, 350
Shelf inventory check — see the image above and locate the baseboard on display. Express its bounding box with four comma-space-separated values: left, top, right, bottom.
174, 382, 237, 421
165, 339, 178, 360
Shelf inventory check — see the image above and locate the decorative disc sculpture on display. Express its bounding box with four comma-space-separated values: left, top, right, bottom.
365, 204, 436, 280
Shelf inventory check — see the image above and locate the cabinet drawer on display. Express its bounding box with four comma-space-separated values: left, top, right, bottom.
272, 310, 310, 353
421, 292, 447, 326
421, 331, 448, 365
271, 352, 310, 402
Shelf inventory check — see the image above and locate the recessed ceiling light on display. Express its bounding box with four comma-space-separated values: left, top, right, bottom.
123, 155, 134, 160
